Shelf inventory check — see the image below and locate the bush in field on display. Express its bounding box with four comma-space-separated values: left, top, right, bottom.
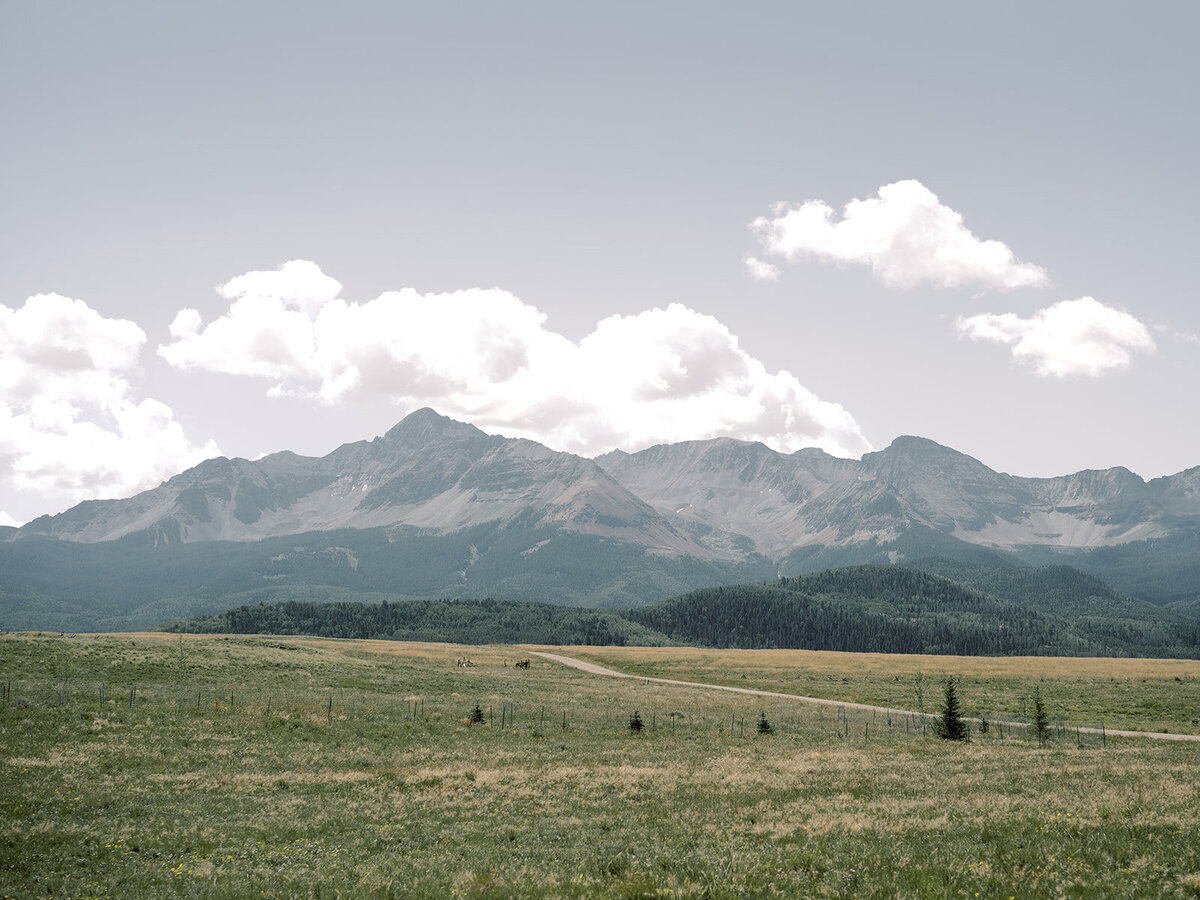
628, 710, 644, 732
757, 710, 774, 735
935, 677, 969, 741
468, 703, 485, 725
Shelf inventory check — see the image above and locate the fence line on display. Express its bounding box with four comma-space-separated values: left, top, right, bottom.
0, 673, 1121, 748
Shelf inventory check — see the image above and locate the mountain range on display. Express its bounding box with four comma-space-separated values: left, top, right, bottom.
3, 408, 1199, 631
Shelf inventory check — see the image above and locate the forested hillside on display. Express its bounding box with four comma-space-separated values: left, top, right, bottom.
165, 564, 1200, 658
628, 566, 1200, 657
1013, 531, 1200, 607
0, 525, 772, 632
628, 568, 1048, 656
162, 598, 673, 647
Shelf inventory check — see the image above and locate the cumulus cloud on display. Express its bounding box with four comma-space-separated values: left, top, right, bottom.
750, 179, 1048, 291
159, 260, 871, 458
0, 293, 219, 504
956, 297, 1156, 377
743, 255, 780, 282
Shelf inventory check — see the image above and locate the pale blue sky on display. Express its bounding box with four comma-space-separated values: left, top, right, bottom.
2, 2, 1197, 523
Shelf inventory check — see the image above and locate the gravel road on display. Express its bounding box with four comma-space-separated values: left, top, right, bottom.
530, 651, 1200, 743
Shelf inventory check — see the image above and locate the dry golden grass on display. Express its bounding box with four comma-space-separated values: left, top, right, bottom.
562, 643, 1200, 681
557, 644, 1200, 735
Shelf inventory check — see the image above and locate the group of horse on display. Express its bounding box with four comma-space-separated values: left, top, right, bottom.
456, 657, 530, 668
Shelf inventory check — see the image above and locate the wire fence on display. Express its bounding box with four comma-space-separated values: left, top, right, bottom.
0, 674, 1112, 748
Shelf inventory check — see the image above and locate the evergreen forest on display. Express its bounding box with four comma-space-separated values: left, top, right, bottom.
165, 563, 1200, 658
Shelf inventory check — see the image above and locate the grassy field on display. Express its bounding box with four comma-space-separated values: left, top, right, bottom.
568, 646, 1200, 737
1, 632, 1199, 898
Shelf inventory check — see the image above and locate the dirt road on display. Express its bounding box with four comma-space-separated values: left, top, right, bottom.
530, 651, 1200, 743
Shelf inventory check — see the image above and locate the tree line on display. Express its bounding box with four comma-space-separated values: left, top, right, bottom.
163, 564, 1200, 658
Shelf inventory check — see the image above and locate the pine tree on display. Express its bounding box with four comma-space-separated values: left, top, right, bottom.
757, 710, 774, 735
1031, 686, 1050, 746
628, 710, 644, 732
468, 703, 485, 725
935, 677, 969, 741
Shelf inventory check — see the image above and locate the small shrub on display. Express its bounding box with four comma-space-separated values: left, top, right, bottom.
757, 711, 774, 735
628, 710, 644, 732
468, 703, 485, 725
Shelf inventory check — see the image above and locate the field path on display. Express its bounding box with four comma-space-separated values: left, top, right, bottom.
530, 651, 1200, 743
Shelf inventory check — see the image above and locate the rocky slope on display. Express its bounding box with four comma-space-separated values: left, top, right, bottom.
597, 435, 1200, 557
15, 409, 711, 557
8, 410, 1200, 631
13, 409, 1200, 562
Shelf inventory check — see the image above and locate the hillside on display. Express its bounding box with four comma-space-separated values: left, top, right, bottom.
165, 564, 1200, 659
164, 597, 671, 647
626, 565, 1200, 658
0, 526, 772, 633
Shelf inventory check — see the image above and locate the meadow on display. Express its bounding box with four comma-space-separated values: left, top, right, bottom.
566, 646, 1200, 737
1, 632, 1198, 898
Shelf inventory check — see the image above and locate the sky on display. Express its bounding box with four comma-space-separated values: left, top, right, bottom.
2, 2, 1198, 526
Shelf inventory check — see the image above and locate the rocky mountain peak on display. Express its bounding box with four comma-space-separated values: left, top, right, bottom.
872, 435, 981, 467
861, 436, 997, 488
382, 407, 487, 448
9, 410, 1200, 560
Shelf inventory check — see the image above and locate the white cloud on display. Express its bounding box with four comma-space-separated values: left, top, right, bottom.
161, 260, 334, 380
1151, 322, 1199, 344
956, 297, 1156, 377
750, 179, 1048, 291
0, 510, 19, 528
159, 261, 871, 458
0, 293, 219, 505
743, 255, 780, 282
217, 259, 342, 316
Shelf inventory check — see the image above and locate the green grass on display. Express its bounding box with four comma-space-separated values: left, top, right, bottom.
2, 633, 1199, 898
569, 645, 1200, 736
